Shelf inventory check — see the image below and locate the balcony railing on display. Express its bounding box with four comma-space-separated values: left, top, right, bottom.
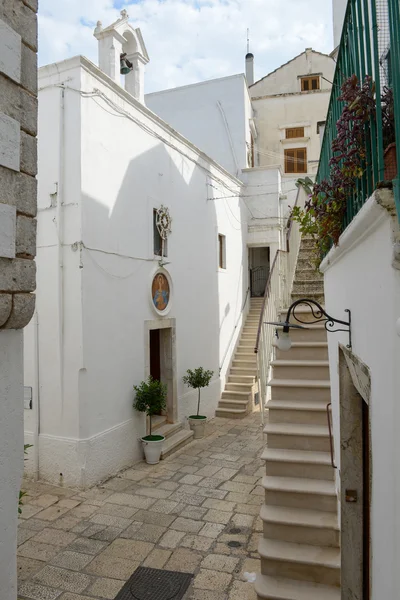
317, 0, 400, 227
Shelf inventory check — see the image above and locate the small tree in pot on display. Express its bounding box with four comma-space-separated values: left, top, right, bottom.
182, 367, 214, 439
133, 376, 167, 464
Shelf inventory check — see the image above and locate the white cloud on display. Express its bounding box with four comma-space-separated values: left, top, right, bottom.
38, 0, 333, 93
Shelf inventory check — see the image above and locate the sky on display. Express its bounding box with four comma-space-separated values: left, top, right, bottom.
38, 0, 333, 94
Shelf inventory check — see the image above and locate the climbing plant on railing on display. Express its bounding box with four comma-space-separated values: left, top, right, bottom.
292, 75, 376, 258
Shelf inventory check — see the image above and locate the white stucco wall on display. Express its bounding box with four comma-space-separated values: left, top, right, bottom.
250, 51, 335, 178
24, 57, 248, 487
146, 74, 252, 177
0, 330, 23, 600
333, 0, 348, 49
321, 193, 400, 600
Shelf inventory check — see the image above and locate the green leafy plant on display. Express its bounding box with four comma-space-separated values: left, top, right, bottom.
18, 444, 33, 514
133, 377, 167, 439
292, 75, 376, 260
182, 367, 214, 418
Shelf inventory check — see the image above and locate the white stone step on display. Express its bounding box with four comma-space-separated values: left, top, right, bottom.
267, 399, 328, 426
233, 359, 258, 368
285, 325, 327, 343
264, 422, 330, 452
152, 415, 167, 431
271, 360, 330, 381
255, 573, 340, 599
262, 475, 337, 512
160, 429, 194, 459
225, 382, 253, 392
258, 537, 340, 586
155, 421, 183, 439
218, 399, 249, 410
230, 367, 257, 376
260, 504, 339, 547
228, 375, 256, 384
262, 447, 334, 480
221, 390, 250, 400
276, 342, 328, 361
269, 379, 331, 402
215, 407, 248, 419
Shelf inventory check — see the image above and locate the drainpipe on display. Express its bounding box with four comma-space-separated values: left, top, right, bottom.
57, 87, 65, 414
33, 311, 40, 480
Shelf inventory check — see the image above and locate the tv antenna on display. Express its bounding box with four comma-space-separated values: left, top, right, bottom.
247, 28, 250, 54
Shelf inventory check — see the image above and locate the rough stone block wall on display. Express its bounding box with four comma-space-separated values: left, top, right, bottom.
0, 0, 37, 329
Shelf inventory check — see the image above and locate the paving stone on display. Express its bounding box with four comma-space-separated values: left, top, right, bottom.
199, 523, 225, 539
230, 513, 255, 529
195, 465, 224, 477
159, 529, 186, 549
142, 548, 172, 569
168, 492, 204, 507
89, 513, 132, 529
250, 486, 264, 496
85, 554, 140, 580
179, 506, 208, 520
234, 504, 260, 516
50, 551, 93, 571
194, 569, 232, 591
33, 565, 92, 593
246, 534, 260, 553
18, 541, 60, 562
17, 556, 44, 581
179, 474, 204, 485
203, 510, 232, 525
232, 475, 260, 485
157, 480, 180, 491
202, 499, 236, 512
180, 534, 214, 551
122, 469, 149, 481
130, 509, 176, 527
35, 506, 71, 522
201, 554, 239, 573
19, 518, 48, 532
189, 590, 228, 600
57, 595, 90, 600
67, 504, 98, 519
57, 499, 82, 510
67, 537, 108, 555
106, 493, 156, 509
85, 576, 124, 599
31, 529, 77, 548
170, 517, 204, 534
78, 488, 113, 502
165, 547, 203, 573
29, 495, 60, 509
91, 526, 125, 542
121, 522, 166, 542
149, 498, 183, 512
197, 478, 222, 489
18, 581, 62, 600
50, 516, 82, 532
225, 493, 251, 504
101, 538, 154, 561
179, 465, 200, 474
135, 486, 174, 499
81, 523, 106, 538
19, 504, 45, 519
101, 478, 134, 491
95, 503, 138, 519
228, 580, 257, 599
210, 454, 239, 462
220, 482, 255, 495
18, 527, 37, 545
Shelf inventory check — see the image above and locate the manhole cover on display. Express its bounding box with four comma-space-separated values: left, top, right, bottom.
114, 567, 193, 600
229, 528, 241, 534
227, 540, 242, 548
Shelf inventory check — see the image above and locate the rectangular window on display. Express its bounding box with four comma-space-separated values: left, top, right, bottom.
286, 127, 305, 139
301, 76, 320, 91
153, 209, 167, 257
218, 234, 226, 269
284, 147, 307, 174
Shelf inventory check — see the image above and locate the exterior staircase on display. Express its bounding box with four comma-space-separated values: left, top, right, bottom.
291, 236, 325, 304
215, 297, 263, 418
151, 416, 194, 460
255, 303, 340, 600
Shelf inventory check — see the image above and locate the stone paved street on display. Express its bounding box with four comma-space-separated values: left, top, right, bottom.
18, 414, 265, 600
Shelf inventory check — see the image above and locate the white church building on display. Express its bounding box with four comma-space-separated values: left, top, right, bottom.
23, 11, 330, 488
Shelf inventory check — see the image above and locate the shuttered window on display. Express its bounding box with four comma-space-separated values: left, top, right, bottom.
301, 76, 320, 91
286, 127, 305, 139
284, 148, 307, 174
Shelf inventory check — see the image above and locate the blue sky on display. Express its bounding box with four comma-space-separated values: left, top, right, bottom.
38, 0, 333, 93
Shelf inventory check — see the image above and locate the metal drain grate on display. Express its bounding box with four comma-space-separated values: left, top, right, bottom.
114, 567, 193, 600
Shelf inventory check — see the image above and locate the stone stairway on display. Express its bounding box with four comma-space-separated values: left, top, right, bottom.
215, 297, 263, 418
291, 236, 325, 304
151, 416, 194, 460
255, 304, 340, 600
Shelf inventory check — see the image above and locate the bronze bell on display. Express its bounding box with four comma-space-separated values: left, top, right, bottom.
120, 53, 133, 75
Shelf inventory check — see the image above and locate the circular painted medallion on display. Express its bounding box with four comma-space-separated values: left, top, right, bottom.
152, 272, 170, 312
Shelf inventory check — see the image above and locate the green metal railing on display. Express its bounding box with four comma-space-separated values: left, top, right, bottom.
317, 0, 400, 226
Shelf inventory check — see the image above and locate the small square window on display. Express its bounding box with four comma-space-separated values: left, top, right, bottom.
218, 234, 226, 269
286, 127, 305, 139
301, 76, 320, 91
153, 209, 167, 257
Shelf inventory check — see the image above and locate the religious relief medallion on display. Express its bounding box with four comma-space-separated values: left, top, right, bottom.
152, 272, 170, 312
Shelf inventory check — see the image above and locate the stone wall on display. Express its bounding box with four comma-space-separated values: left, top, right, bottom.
0, 0, 37, 330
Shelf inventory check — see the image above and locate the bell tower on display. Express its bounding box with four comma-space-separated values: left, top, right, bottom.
94, 10, 150, 104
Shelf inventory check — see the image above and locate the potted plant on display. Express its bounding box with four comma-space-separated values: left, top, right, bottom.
133, 376, 167, 464
182, 367, 214, 439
